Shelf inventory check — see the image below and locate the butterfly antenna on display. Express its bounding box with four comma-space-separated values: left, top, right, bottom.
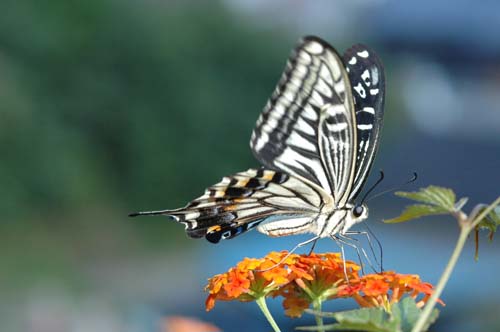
366, 172, 418, 202
360, 170, 385, 205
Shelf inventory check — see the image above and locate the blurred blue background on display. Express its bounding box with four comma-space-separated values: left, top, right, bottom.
1, 1, 499, 331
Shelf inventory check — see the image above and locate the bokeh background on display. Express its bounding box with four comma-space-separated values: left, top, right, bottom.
1, 1, 500, 331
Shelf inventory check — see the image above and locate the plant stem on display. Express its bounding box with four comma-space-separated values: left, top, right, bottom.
313, 299, 325, 332
411, 226, 469, 332
413, 196, 500, 332
255, 296, 281, 332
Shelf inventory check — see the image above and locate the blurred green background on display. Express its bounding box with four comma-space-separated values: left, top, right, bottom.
1, 1, 499, 331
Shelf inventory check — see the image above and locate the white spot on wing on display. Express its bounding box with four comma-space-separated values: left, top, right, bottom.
371, 67, 380, 85
325, 104, 344, 116
361, 69, 371, 86
353, 83, 366, 98
357, 124, 373, 130
359, 140, 365, 151
185, 212, 200, 220
327, 122, 348, 132
304, 41, 323, 54
253, 132, 269, 151
357, 50, 369, 58
273, 103, 286, 116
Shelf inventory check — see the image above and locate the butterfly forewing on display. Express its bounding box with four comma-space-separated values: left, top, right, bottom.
250, 36, 357, 206
342, 45, 385, 201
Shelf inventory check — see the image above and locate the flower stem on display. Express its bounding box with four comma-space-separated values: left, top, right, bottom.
411, 225, 469, 332
255, 296, 281, 332
313, 299, 325, 332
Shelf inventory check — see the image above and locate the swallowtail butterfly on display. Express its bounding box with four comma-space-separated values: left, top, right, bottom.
131, 36, 385, 245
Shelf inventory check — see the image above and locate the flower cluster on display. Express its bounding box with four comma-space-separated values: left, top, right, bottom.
337, 271, 444, 312
205, 251, 441, 318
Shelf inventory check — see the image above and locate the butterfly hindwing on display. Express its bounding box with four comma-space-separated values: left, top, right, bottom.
162, 168, 323, 243
250, 36, 357, 206
342, 44, 385, 201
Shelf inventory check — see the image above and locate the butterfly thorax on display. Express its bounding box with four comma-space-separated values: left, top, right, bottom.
315, 203, 368, 237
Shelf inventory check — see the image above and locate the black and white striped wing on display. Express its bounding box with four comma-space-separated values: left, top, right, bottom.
135, 169, 325, 243
343, 45, 385, 201
250, 36, 357, 206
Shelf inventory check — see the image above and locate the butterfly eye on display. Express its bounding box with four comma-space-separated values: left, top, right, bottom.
353, 205, 364, 217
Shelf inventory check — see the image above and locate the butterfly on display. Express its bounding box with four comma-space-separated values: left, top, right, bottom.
130, 36, 385, 247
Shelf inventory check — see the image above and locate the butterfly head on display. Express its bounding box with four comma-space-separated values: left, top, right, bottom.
341, 203, 368, 235
352, 204, 368, 220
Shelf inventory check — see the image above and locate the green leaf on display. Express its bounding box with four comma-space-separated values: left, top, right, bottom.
393, 297, 439, 332
296, 307, 397, 331
395, 186, 456, 209
385, 204, 450, 224
475, 205, 500, 237
385, 186, 462, 224
297, 298, 439, 332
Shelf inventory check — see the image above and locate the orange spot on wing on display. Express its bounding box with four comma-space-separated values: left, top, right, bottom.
238, 178, 249, 187
207, 225, 221, 233
262, 171, 275, 180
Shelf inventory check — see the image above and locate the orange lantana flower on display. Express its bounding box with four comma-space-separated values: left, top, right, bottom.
337, 271, 444, 311
205, 251, 442, 317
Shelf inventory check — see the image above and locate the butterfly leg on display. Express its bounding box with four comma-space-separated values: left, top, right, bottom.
307, 237, 319, 256
330, 235, 354, 281
338, 233, 381, 274
331, 235, 365, 278
256, 235, 320, 272
345, 226, 384, 273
